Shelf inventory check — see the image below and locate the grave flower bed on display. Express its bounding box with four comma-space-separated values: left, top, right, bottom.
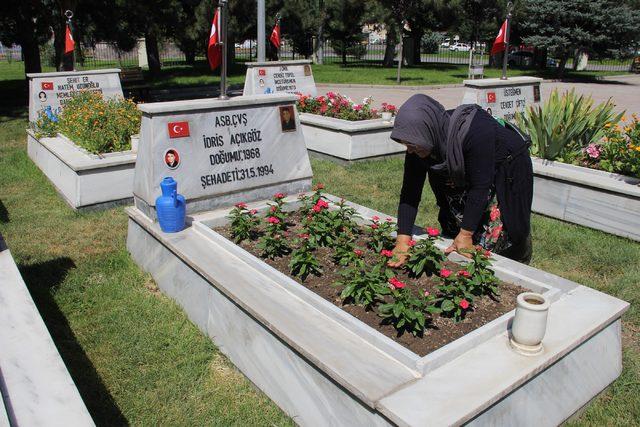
296, 92, 403, 161
517, 89, 640, 241
31, 91, 141, 154
215, 185, 525, 355
27, 91, 140, 210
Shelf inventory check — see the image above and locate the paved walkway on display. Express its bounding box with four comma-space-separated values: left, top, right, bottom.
318, 74, 640, 115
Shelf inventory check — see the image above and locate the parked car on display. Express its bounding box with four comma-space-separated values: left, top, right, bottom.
449, 43, 471, 52
508, 50, 534, 67
440, 38, 451, 48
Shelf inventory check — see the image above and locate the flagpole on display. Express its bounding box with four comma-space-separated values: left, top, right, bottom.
65, 10, 75, 71
219, 0, 228, 99
500, 2, 513, 80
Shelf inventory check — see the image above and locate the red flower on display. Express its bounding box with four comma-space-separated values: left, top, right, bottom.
270, 205, 277, 213
408, 240, 417, 247
380, 249, 393, 258
235, 202, 247, 209
490, 205, 501, 222
388, 277, 406, 289
274, 192, 285, 199
459, 299, 470, 310
267, 216, 280, 224
298, 233, 310, 239
250, 209, 258, 215
371, 215, 380, 222
457, 270, 471, 278
320, 104, 328, 114
386, 217, 393, 222
353, 249, 363, 257
316, 199, 329, 209
426, 227, 440, 237
312, 205, 321, 213
440, 268, 452, 278
370, 224, 379, 230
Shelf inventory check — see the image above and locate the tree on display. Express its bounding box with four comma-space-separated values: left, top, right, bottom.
0, 0, 55, 75
520, 0, 640, 77
324, 0, 365, 65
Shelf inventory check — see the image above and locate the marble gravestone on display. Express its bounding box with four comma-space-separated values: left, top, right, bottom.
243, 60, 317, 97
133, 94, 313, 218
462, 76, 543, 122
27, 69, 124, 122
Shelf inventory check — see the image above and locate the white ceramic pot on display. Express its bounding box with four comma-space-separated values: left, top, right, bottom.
381, 112, 393, 122
510, 292, 550, 356
130, 134, 140, 152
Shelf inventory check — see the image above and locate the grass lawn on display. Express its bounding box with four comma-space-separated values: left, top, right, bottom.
1, 62, 638, 424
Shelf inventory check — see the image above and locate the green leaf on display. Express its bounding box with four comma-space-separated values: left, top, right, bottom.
441, 299, 454, 312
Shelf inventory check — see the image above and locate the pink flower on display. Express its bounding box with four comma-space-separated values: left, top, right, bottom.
490, 225, 503, 239
426, 227, 440, 237
483, 250, 492, 258
316, 199, 329, 209
250, 209, 258, 215
354, 104, 362, 111
312, 205, 321, 213
408, 240, 417, 247
370, 223, 379, 230
320, 104, 328, 114
235, 202, 247, 209
270, 205, 277, 213
423, 290, 430, 297
388, 277, 406, 289
586, 144, 601, 159
298, 233, 309, 239
274, 192, 285, 199
490, 205, 501, 222
372, 216, 380, 222
386, 217, 393, 222
380, 249, 393, 258
440, 268, 452, 278
267, 216, 280, 224
459, 299, 470, 310
354, 249, 363, 257
458, 270, 471, 278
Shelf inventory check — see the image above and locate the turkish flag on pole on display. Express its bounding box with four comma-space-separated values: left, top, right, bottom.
207, 9, 221, 70
270, 21, 281, 49
64, 24, 75, 55
491, 20, 508, 55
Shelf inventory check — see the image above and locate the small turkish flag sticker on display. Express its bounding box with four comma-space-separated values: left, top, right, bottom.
168, 121, 190, 138
487, 92, 496, 103
258, 69, 266, 76
41, 82, 54, 90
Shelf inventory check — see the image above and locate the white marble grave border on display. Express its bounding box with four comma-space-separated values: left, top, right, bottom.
300, 113, 405, 161
27, 130, 136, 211
532, 157, 640, 241
0, 238, 94, 426
126, 194, 628, 426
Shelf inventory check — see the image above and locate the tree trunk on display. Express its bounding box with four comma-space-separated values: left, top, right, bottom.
557, 54, 569, 78
145, 33, 161, 75
22, 39, 42, 75
383, 24, 397, 67
184, 47, 196, 65
341, 39, 347, 65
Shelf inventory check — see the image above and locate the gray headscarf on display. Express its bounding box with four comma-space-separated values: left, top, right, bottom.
390, 94, 479, 187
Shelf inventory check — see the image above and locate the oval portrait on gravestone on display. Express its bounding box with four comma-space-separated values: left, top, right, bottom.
279, 105, 296, 132
164, 148, 181, 170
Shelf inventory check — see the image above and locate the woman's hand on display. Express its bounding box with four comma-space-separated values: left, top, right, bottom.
445, 229, 474, 258
388, 234, 412, 268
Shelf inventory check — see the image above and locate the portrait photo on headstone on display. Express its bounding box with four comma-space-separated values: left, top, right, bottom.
279, 105, 296, 132
164, 148, 181, 169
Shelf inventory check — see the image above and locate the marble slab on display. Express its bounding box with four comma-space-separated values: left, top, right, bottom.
0, 242, 94, 426
133, 94, 312, 216
462, 76, 543, 122
243, 60, 317, 96
532, 158, 640, 241
300, 114, 405, 161
27, 131, 135, 210
27, 69, 123, 122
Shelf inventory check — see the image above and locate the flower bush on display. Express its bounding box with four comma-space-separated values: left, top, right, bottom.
296, 92, 396, 121
31, 91, 141, 154
576, 115, 640, 178
227, 186, 504, 337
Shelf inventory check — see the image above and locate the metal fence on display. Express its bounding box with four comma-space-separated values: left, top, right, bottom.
3, 39, 634, 72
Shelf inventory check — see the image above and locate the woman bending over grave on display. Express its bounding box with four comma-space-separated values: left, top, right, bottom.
389, 94, 533, 265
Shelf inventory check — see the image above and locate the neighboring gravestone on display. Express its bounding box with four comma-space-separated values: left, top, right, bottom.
243, 60, 317, 96
27, 69, 123, 122
461, 76, 542, 122
133, 94, 313, 218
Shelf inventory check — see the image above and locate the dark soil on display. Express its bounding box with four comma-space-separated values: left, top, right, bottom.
214, 211, 526, 356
